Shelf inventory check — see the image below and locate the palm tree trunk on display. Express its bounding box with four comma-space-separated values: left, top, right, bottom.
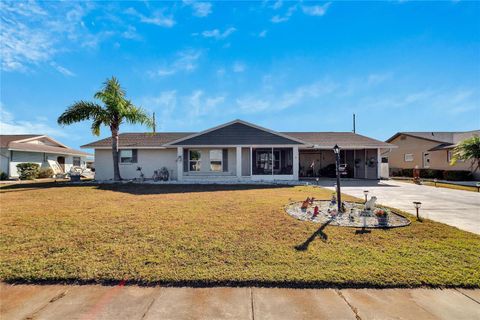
111, 125, 122, 181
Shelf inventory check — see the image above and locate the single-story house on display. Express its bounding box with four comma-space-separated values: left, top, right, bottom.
386, 130, 480, 179
82, 120, 395, 182
0, 134, 91, 178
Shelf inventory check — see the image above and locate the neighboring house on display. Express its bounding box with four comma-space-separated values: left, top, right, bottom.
386, 130, 480, 179
0, 134, 91, 178
82, 119, 394, 181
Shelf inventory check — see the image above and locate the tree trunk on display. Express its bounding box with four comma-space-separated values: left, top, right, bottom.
111, 125, 122, 181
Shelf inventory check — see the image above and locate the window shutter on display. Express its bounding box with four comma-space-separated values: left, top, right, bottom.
132, 149, 138, 163
183, 149, 188, 171
222, 149, 228, 172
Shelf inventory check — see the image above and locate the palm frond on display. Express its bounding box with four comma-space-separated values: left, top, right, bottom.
57, 101, 105, 126
122, 100, 154, 129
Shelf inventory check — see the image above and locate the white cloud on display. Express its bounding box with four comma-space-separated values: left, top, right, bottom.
201, 27, 236, 40
271, 5, 297, 23
50, 62, 76, 77
149, 49, 202, 77
272, 0, 283, 10
122, 25, 141, 40
302, 2, 331, 16
258, 30, 268, 38
186, 1, 212, 17
233, 61, 246, 73
0, 107, 66, 137
125, 7, 175, 28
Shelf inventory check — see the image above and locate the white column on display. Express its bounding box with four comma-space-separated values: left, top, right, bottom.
377, 148, 382, 180
236, 146, 242, 178
177, 147, 183, 181
293, 146, 299, 180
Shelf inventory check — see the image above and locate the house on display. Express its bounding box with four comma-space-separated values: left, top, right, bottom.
386, 130, 480, 179
82, 119, 395, 182
0, 134, 92, 178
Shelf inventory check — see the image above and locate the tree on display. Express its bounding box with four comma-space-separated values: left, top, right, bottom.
449, 135, 480, 173
58, 77, 153, 181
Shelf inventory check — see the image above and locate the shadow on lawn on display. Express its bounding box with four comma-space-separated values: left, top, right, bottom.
295, 220, 332, 251
0, 181, 295, 195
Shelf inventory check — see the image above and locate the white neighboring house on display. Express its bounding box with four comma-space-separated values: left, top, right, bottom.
82, 119, 395, 182
0, 134, 92, 178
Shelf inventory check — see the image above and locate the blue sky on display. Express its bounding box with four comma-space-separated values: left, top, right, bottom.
1, 0, 479, 150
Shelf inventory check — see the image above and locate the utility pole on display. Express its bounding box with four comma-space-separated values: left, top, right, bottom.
353, 113, 356, 133
152, 112, 156, 133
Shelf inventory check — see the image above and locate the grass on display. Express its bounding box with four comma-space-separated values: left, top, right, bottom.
1, 182, 479, 288
391, 177, 479, 192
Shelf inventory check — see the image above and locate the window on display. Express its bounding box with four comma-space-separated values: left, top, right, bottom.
209, 149, 222, 172
73, 157, 81, 166
119, 149, 137, 163
404, 153, 414, 162
189, 150, 201, 171
448, 150, 463, 163
252, 148, 293, 175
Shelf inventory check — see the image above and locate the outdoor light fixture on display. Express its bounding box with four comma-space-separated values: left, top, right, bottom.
413, 201, 422, 221
363, 190, 369, 203
476, 182, 480, 192
434, 178, 438, 187
333, 144, 342, 213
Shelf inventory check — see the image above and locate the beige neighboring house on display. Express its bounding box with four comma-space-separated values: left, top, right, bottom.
0, 134, 92, 178
386, 130, 480, 179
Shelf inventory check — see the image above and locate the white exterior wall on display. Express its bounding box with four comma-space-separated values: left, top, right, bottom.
94, 148, 178, 181
7, 151, 87, 177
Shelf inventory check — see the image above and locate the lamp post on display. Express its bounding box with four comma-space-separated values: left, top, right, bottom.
433, 178, 438, 187
363, 190, 369, 203
333, 144, 342, 213
476, 182, 480, 192
413, 201, 422, 221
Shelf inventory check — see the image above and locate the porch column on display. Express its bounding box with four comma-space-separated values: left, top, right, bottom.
293, 146, 299, 180
177, 147, 183, 181
236, 146, 242, 178
377, 148, 382, 179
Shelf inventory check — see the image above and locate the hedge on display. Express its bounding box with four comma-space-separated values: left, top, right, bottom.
390, 168, 473, 181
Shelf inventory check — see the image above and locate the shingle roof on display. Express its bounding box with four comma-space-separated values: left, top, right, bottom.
81, 132, 194, 148
386, 130, 480, 144
283, 132, 395, 148
82, 131, 394, 149
1, 134, 91, 156
0, 134, 41, 148
8, 142, 91, 156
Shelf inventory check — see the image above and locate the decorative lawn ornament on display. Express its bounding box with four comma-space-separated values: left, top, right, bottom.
301, 198, 310, 210
313, 206, 319, 218
364, 196, 377, 211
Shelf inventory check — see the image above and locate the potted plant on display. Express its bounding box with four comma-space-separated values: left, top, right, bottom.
374, 208, 389, 226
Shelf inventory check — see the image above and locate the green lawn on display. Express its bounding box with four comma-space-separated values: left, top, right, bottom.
1, 182, 479, 288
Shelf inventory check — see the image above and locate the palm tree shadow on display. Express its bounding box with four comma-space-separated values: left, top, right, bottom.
295, 220, 332, 251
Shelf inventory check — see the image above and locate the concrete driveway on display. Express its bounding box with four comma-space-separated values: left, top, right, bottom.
1, 283, 479, 320
318, 179, 480, 234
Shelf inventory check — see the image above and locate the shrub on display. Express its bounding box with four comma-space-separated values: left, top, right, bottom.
38, 168, 54, 179
442, 170, 473, 181
0, 171, 8, 180
401, 169, 413, 177
419, 169, 443, 179
16, 163, 40, 180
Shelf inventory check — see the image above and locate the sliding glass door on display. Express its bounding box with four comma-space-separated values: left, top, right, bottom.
252, 148, 293, 175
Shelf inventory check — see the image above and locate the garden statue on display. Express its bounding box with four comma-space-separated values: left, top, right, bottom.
301, 198, 311, 210
330, 194, 336, 205
364, 196, 377, 211
313, 205, 319, 218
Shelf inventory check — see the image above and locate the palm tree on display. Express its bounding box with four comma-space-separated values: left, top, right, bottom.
58, 77, 153, 181
450, 135, 480, 173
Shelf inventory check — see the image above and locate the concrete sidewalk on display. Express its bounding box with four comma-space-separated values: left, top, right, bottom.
1, 283, 479, 320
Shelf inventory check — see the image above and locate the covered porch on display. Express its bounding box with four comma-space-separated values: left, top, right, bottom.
176, 146, 300, 181
299, 148, 381, 180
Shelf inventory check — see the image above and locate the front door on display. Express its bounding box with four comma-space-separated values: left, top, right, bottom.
423, 152, 431, 168
57, 156, 65, 172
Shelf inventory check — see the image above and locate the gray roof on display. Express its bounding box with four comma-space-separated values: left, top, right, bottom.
284, 132, 394, 148
83, 131, 393, 149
